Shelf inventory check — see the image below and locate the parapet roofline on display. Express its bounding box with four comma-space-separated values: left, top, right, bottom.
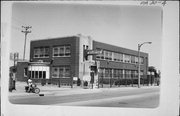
93, 40, 148, 55
30, 34, 148, 55
30, 34, 91, 42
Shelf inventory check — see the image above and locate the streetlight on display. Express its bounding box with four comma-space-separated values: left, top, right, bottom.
138, 42, 152, 88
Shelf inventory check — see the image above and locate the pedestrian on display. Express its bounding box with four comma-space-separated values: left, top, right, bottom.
27, 78, 33, 92
12, 72, 16, 90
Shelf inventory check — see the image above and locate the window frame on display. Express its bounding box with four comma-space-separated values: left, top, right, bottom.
33, 47, 50, 58
53, 45, 71, 57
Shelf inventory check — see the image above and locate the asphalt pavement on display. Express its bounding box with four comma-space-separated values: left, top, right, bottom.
8, 82, 160, 108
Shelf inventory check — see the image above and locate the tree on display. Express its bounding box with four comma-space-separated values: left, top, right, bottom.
148, 66, 160, 86
148, 66, 157, 77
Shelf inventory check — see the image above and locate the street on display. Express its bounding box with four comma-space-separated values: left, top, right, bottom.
9, 86, 159, 108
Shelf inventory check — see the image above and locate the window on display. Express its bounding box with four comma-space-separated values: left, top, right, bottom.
105, 69, 109, 78
131, 70, 136, 78
124, 54, 131, 63
109, 52, 112, 60
118, 69, 123, 78
35, 71, 38, 78
131, 56, 135, 63
52, 67, 58, 77
103, 50, 112, 61
113, 69, 119, 78
96, 48, 102, 59
112, 69, 123, 79
39, 71, 42, 78
125, 70, 131, 79
59, 47, 64, 56
133, 56, 143, 64
53, 47, 58, 56
44, 48, 49, 57
52, 66, 71, 78
140, 70, 144, 77
43, 71, 46, 79
135, 70, 138, 78
101, 51, 105, 59
65, 68, 70, 77
105, 51, 109, 60
29, 67, 48, 79
53, 45, 71, 57
99, 68, 105, 78
24, 68, 28, 77
65, 46, 70, 56
33, 47, 49, 58
119, 53, 123, 62
113, 53, 118, 61
34, 49, 39, 58
135, 56, 138, 64
140, 57, 144, 64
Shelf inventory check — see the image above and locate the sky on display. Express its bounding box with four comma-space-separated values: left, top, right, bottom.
10, 3, 162, 70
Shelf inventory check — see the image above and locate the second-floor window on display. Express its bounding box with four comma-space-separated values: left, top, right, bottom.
140, 57, 144, 64
53, 45, 71, 57
124, 54, 131, 63
34, 47, 49, 58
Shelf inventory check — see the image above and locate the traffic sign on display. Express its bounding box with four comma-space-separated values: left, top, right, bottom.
86, 49, 103, 55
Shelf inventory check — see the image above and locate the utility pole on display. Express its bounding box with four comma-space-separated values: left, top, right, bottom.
21, 26, 32, 60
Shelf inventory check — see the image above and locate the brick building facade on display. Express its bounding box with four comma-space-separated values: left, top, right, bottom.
16, 34, 149, 87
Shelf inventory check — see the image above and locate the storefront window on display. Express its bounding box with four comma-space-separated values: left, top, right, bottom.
29, 66, 49, 79
43, 71, 46, 79
35, 71, 38, 78
39, 71, 42, 78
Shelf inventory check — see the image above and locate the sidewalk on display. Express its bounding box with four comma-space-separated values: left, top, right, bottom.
8, 82, 101, 97
9, 81, 159, 97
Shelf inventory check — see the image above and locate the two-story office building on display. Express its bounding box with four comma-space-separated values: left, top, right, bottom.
16, 34, 149, 87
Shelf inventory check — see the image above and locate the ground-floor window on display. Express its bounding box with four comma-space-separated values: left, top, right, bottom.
113, 69, 123, 79
28, 66, 49, 79
29, 71, 46, 79
124, 70, 131, 79
52, 66, 71, 78
104, 68, 112, 79
99, 68, 144, 79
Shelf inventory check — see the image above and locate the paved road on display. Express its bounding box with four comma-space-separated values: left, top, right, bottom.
9, 87, 159, 108
59, 92, 159, 108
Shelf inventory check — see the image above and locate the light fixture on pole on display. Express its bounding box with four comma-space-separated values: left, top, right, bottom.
138, 42, 152, 88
